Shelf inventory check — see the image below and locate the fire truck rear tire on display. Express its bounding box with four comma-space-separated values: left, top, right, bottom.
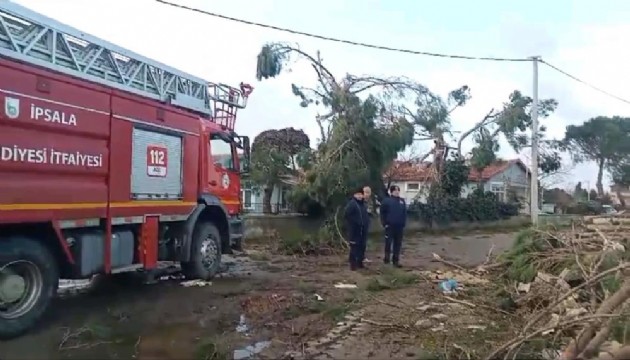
0, 236, 59, 340
181, 222, 222, 280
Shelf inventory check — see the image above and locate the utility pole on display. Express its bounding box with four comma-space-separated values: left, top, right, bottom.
530, 56, 540, 226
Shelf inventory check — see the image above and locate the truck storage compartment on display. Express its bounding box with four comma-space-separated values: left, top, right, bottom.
70, 230, 135, 277
130, 127, 183, 200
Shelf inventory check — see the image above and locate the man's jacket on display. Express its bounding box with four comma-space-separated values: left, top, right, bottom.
344, 197, 369, 239
380, 195, 407, 228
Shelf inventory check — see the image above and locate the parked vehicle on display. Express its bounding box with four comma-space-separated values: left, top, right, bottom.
0, 0, 252, 338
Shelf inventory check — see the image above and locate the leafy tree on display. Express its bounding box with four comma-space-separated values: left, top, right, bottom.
589, 189, 598, 202
573, 182, 588, 202
257, 43, 420, 215
542, 188, 573, 213
460, 91, 561, 182
611, 161, 630, 208
405, 87, 562, 193
469, 127, 499, 185
250, 127, 310, 213
563, 116, 630, 196
254, 42, 428, 252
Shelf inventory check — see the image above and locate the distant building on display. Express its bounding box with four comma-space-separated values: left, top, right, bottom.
385, 159, 531, 208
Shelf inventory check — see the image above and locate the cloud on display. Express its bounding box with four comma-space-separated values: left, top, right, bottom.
10, 0, 628, 190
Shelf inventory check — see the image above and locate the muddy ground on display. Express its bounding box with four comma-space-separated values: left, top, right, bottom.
1, 229, 522, 360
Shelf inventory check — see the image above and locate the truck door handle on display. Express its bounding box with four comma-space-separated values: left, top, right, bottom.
210, 180, 217, 186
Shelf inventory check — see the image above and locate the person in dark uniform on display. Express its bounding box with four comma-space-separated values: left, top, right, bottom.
360, 185, 373, 265
380, 185, 407, 267
344, 187, 368, 270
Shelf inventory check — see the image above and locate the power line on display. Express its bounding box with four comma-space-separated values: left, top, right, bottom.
540, 60, 630, 105
155, 0, 529, 62
156, 0, 630, 106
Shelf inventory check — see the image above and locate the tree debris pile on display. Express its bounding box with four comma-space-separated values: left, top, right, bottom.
489, 214, 630, 360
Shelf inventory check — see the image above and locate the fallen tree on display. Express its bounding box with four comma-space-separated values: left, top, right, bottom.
256, 43, 434, 253
487, 214, 630, 360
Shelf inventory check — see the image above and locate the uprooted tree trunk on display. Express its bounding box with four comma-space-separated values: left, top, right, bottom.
594, 345, 630, 360
262, 186, 273, 214
560, 278, 630, 360
615, 188, 627, 209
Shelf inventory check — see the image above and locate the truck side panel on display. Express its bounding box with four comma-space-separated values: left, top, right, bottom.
107, 93, 199, 219
0, 58, 110, 223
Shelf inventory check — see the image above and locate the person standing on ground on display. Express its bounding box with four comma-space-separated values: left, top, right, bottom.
380, 185, 407, 267
344, 187, 368, 271
361, 185, 373, 265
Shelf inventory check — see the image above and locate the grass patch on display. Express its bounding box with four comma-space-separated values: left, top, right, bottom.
247, 250, 271, 262
296, 280, 317, 294
195, 339, 229, 360
284, 289, 361, 322
364, 268, 418, 292
307, 301, 355, 322
58, 319, 144, 351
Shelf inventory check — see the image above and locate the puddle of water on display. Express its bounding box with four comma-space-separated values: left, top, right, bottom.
233, 314, 270, 359
233, 340, 271, 360
236, 314, 249, 333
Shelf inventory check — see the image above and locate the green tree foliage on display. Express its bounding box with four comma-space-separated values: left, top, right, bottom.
563, 116, 630, 196
256, 43, 418, 212
573, 182, 588, 202
250, 127, 310, 213
256, 42, 422, 248
408, 157, 519, 226
460, 90, 561, 179
611, 161, 630, 208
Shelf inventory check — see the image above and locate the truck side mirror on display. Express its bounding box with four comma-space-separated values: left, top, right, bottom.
240, 136, 251, 174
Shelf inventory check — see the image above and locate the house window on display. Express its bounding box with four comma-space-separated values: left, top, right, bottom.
406, 183, 420, 191
241, 188, 253, 209
490, 183, 506, 202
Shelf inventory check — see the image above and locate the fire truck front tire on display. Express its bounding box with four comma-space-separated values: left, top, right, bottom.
181, 222, 222, 280
0, 236, 59, 339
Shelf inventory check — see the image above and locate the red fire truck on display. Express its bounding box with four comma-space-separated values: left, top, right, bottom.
0, 1, 252, 339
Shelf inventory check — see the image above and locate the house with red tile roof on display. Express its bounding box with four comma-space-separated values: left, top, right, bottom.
384, 158, 531, 205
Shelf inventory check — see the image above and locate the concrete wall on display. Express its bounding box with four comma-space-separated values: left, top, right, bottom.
243, 214, 532, 240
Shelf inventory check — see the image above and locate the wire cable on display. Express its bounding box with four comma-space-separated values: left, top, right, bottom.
155, 0, 529, 62
156, 0, 630, 106
540, 60, 630, 105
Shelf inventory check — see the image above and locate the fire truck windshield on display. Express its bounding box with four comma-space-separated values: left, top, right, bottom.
210, 134, 235, 170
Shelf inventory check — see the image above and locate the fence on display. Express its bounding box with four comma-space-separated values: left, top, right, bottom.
242, 202, 295, 215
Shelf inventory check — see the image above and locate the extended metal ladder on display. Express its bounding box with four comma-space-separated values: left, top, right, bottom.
0, 0, 251, 125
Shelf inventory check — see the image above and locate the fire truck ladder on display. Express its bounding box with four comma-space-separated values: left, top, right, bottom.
0, 0, 251, 124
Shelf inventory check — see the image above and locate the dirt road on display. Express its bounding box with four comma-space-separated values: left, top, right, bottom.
0, 229, 519, 360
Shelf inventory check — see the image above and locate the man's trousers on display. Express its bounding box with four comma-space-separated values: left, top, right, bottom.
384, 226, 403, 264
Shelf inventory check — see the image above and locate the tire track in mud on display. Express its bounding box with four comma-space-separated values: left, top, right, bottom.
56, 254, 262, 298
283, 310, 367, 360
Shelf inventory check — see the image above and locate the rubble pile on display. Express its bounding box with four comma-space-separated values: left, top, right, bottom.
488, 213, 630, 360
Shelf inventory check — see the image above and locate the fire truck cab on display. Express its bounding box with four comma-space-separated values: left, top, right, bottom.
0, 0, 252, 339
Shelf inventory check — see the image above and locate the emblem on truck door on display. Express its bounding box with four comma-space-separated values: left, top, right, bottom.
146, 145, 168, 177
221, 173, 230, 189
4, 97, 20, 119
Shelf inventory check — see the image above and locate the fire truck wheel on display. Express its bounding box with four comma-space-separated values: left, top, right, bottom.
0, 236, 59, 340
181, 222, 222, 280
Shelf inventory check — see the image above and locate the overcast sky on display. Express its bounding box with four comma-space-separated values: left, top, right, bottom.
12, 0, 630, 190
